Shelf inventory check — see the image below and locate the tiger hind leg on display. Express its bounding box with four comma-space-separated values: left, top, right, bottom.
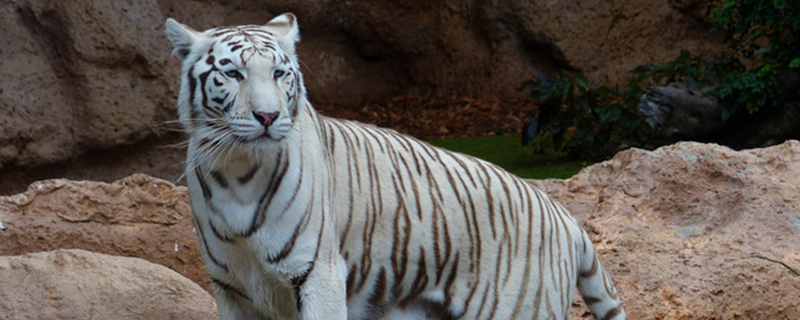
576, 231, 626, 320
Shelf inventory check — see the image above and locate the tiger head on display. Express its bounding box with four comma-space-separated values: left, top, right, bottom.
165, 13, 305, 149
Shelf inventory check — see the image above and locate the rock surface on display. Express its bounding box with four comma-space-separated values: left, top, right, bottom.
0, 0, 724, 191
1, 0, 179, 168
2, 142, 799, 318
639, 83, 800, 149
531, 141, 800, 319
0, 249, 218, 320
0, 174, 208, 289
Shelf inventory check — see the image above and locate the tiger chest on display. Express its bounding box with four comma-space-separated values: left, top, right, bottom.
188, 161, 317, 305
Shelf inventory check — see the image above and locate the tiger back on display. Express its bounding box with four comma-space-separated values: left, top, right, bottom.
166, 12, 625, 320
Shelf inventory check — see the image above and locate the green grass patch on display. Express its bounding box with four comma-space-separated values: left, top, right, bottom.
427, 135, 586, 179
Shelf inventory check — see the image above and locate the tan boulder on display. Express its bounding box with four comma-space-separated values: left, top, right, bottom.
0, 249, 218, 320
2, 141, 798, 318
0, 174, 209, 289
531, 141, 800, 319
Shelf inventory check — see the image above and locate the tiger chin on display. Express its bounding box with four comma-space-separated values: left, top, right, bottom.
166, 12, 626, 320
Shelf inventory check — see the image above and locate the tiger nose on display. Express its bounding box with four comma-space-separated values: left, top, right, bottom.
253, 111, 280, 128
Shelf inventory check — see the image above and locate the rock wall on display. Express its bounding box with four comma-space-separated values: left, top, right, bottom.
0, 0, 724, 193
1, 0, 178, 168
2, 141, 799, 318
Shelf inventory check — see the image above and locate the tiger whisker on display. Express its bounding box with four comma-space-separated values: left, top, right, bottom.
179, 128, 234, 182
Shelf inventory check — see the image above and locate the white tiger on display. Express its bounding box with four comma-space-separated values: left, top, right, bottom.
165, 12, 625, 320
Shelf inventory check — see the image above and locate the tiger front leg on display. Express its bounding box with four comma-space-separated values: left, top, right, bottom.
295, 256, 348, 320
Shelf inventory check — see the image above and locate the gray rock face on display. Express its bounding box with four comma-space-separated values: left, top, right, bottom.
0, 0, 723, 191
1, 0, 178, 169
0, 249, 218, 320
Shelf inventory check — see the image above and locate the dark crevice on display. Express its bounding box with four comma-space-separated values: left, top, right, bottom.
0, 132, 187, 196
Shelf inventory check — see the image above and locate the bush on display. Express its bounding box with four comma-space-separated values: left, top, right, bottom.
520, 0, 800, 159
706, 0, 800, 119
517, 71, 651, 160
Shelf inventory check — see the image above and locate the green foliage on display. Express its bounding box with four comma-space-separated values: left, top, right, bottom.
518, 70, 650, 160
519, 0, 799, 159
709, 0, 799, 65
705, 0, 800, 118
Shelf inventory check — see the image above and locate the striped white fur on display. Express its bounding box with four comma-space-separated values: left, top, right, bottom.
166, 13, 625, 320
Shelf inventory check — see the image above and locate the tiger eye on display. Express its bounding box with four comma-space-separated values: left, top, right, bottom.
224, 70, 243, 81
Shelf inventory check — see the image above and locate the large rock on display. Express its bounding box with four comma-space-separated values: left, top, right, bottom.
639, 83, 800, 149
0, 174, 209, 289
0, 249, 218, 320
2, 142, 799, 318
531, 141, 800, 319
0, 0, 178, 169
0, 0, 724, 192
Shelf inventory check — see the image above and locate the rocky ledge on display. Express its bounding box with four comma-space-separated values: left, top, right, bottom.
2, 141, 799, 319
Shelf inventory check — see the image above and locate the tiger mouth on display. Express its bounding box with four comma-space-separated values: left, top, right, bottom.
235, 133, 282, 144
228, 116, 292, 144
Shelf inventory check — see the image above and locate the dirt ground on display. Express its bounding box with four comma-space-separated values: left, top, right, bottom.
314, 96, 533, 140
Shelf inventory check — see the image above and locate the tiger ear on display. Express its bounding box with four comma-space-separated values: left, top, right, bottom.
266, 13, 300, 55
165, 18, 203, 60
